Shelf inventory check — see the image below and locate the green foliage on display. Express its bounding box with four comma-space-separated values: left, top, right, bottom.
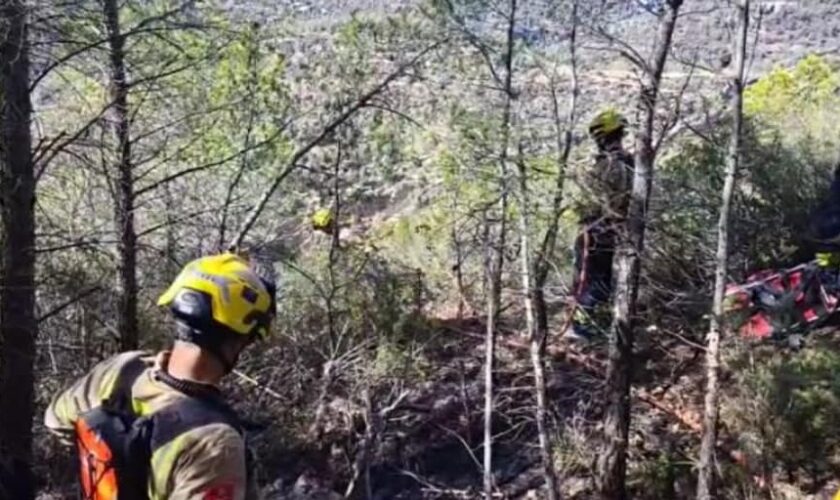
654, 121, 822, 303
278, 244, 430, 370
649, 56, 840, 330
725, 345, 840, 487
653, 56, 840, 320
628, 453, 687, 500
745, 54, 840, 163
365, 110, 405, 180
375, 207, 459, 301
187, 23, 291, 170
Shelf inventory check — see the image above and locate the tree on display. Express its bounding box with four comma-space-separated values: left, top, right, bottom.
229, 41, 442, 248
480, 1, 516, 496
516, 147, 559, 498
697, 1, 750, 498
0, 0, 36, 497
534, 0, 578, 346
597, 1, 683, 498
101, 0, 138, 350
518, 3, 580, 498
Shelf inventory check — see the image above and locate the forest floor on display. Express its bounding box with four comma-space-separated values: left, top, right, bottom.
253, 308, 725, 499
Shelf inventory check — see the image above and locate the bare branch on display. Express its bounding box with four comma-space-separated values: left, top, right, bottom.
133, 125, 288, 197
37, 287, 103, 324
229, 40, 447, 249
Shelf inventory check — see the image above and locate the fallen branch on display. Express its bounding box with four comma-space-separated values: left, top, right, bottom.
634, 389, 702, 433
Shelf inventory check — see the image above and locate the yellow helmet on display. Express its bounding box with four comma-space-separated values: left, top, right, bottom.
588, 108, 628, 140
311, 207, 335, 234
157, 253, 275, 340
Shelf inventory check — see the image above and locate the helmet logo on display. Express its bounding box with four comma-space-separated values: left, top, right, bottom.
176, 290, 203, 314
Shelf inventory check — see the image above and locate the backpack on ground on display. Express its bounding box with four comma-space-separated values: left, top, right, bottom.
725, 262, 840, 341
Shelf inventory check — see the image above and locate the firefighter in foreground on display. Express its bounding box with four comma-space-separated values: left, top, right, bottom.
45, 252, 276, 500
565, 109, 634, 341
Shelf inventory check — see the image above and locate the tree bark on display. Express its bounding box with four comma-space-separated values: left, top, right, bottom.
697, 1, 749, 498
517, 152, 559, 499
597, 2, 683, 498
483, 258, 500, 499
102, 0, 138, 350
483, 2, 516, 498
218, 26, 259, 250
0, 1, 36, 497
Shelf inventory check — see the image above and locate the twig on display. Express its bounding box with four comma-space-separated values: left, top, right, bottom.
435, 423, 484, 472
37, 287, 103, 324
232, 369, 284, 400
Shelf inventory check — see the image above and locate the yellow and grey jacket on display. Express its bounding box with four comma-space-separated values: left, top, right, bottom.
45, 351, 257, 500
578, 148, 635, 223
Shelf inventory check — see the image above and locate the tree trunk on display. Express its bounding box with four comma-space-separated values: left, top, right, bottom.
534, 0, 579, 336
483, 211, 504, 500
697, 1, 749, 498
597, 2, 683, 498
102, 0, 138, 350
0, 1, 36, 497
483, 206, 508, 499
451, 212, 467, 318
483, 2, 516, 497
218, 26, 259, 250
517, 152, 559, 500
482, 130, 511, 500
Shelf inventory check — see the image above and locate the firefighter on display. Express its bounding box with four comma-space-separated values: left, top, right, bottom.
808, 164, 840, 279
45, 252, 276, 499
565, 108, 634, 341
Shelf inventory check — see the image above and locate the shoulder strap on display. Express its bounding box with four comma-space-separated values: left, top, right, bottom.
74, 355, 152, 500
103, 354, 147, 413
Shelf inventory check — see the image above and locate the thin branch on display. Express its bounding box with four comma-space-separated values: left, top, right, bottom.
584, 21, 649, 72
229, 40, 447, 248
37, 287, 103, 324
232, 370, 284, 400
136, 204, 234, 238
34, 102, 114, 184
133, 125, 288, 197
30, 2, 202, 93
536, 0, 579, 284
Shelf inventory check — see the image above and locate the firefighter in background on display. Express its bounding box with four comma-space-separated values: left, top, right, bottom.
311, 207, 336, 236
565, 109, 635, 341
808, 164, 840, 277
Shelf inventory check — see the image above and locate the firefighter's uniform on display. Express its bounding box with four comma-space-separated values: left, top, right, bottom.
45, 350, 257, 500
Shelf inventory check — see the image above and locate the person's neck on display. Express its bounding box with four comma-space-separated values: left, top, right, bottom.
166, 341, 225, 386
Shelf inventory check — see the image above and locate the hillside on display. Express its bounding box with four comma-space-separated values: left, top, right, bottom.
2, 1, 840, 500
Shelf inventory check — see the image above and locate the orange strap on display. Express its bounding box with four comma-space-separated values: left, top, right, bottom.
75, 419, 118, 500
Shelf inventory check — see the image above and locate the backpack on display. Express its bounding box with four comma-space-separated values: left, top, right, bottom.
74, 355, 241, 500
